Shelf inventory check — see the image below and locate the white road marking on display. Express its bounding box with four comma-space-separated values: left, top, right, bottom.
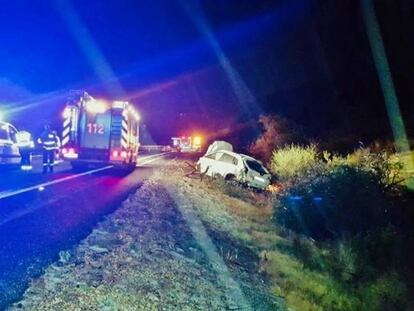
0, 152, 169, 200
137, 152, 170, 164
0, 153, 170, 228
137, 152, 170, 167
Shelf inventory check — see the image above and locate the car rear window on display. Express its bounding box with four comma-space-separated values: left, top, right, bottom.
204, 153, 216, 159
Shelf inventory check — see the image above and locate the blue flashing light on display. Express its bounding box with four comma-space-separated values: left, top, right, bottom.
288, 196, 303, 201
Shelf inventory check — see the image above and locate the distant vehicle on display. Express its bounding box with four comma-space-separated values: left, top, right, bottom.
197, 141, 271, 190
0, 121, 21, 166
60, 92, 140, 170
171, 136, 202, 152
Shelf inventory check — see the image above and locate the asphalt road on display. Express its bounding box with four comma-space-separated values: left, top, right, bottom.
0, 153, 171, 309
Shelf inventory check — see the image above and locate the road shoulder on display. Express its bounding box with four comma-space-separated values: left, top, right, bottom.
9, 160, 282, 310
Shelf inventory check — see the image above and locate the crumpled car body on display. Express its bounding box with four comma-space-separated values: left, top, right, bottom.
197, 148, 271, 190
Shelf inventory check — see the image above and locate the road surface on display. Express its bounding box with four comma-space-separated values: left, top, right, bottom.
0, 153, 170, 309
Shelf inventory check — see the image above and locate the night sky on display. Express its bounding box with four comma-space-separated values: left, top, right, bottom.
0, 0, 413, 146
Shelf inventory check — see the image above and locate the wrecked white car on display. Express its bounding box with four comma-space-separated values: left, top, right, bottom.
197, 141, 271, 190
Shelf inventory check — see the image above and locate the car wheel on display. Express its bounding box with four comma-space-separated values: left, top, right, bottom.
225, 174, 241, 186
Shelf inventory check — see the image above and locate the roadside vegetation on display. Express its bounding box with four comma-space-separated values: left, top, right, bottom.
269, 145, 413, 311
249, 115, 304, 162
203, 144, 414, 310
199, 115, 414, 311
12, 115, 413, 311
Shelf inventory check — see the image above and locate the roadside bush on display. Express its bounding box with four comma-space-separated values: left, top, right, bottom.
291, 236, 325, 272
289, 234, 403, 285
270, 144, 321, 182
345, 148, 404, 193
277, 164, 391, 239
270, 145, 412, 310
274, 147, 404, 239
249, 115, 304, 163
264, 247, 409, 311
359, 272, 408, 311
324, 240, 359, 283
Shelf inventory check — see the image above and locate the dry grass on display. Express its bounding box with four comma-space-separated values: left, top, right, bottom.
183, 174, 277, 252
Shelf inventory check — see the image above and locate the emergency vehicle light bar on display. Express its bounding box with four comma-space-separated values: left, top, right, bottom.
112, 101, 128, 109
85, 100, 107, 114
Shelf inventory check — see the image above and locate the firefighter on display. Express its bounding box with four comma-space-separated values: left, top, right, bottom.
16, 129, 34, 171
38, 125, 59, 173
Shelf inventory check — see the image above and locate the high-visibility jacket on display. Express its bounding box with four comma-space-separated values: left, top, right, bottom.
16, 131, 34, 148
38, 131, 59, 151
55, 134, 61, 148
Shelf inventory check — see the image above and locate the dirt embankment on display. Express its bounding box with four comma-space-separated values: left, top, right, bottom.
10, 161, 283, 311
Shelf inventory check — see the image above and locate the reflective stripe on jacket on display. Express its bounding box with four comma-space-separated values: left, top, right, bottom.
38, 132, 59, 150
16, 131, 34, 148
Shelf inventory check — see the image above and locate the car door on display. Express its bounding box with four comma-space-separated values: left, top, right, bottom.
199, 152, 222, 176
216, 153, 239, 178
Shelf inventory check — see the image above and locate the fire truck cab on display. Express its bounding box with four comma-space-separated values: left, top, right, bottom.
61, 92, 140, 170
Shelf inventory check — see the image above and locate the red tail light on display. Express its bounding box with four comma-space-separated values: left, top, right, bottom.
121, 151, 127, 158
112, 150, 119, 157
62, 147, 78, 159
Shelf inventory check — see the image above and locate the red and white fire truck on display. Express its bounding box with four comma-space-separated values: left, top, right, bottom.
61, 91, 140, 170
171, 136, 202, 152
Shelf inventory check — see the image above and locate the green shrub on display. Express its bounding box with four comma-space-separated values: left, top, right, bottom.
292, 236, 325, 272
359, 272, 408, 311
271, 144, 320, 181
265, 250, 360, 311
271, 145, 412, 310
323, 240, 361, 284
276, 164, 390, 239
274, 147, 404, 239
345, 148, 404, 192
276, 234, 409, 310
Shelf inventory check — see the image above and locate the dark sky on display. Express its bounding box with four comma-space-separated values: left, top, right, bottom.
0, 0, 413, 145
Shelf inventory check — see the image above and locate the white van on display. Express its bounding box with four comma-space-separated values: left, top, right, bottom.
0, 121, 21, 166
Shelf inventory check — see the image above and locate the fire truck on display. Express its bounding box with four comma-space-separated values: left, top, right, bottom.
61, 92, 140, 170
171, 136, 202, 152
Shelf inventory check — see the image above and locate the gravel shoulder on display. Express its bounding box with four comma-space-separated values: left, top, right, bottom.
9, 160, 283, 310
